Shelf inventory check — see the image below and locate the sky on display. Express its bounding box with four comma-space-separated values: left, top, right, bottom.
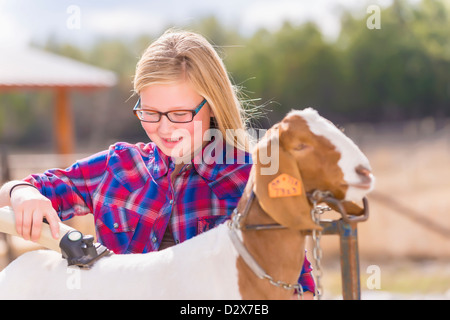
0, 0, 420, 49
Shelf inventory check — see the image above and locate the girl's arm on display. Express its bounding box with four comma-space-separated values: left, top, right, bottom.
0, 149, 110, 242
0, 180, 61, 241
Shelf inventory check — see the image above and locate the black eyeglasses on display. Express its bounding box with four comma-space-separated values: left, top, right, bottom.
133, 98, 207, 123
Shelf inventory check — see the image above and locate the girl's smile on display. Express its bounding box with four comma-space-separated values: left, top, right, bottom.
159, 136, 184, 148
138, 81, 213, 161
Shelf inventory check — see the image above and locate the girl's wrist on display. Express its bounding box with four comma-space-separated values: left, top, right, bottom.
9, 183, 39, 199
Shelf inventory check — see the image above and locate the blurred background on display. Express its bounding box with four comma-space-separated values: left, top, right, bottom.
0, 0, 449, 299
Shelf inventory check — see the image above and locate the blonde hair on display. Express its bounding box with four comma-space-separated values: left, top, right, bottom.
133, 29, 251, 152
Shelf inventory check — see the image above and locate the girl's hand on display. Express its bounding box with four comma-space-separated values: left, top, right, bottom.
9, 185, 61, 242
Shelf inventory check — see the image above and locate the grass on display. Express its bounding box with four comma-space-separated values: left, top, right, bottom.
319, 259, 450, 299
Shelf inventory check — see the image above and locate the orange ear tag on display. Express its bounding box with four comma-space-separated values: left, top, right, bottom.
268, 173, 303, 198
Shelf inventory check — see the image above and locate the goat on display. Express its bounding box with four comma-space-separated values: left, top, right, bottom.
0, 108, 375, 299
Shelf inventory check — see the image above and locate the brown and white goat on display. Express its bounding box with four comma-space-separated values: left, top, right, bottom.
235, 108, 374, 299
0, 108, 374, 299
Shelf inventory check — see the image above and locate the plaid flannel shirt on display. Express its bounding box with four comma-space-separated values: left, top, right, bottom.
25, 140, 315, 292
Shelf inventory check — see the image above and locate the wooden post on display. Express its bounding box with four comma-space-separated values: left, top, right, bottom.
54, 88, 74, 154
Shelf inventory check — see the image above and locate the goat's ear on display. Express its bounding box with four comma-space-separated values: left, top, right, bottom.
252, 132, 321, 231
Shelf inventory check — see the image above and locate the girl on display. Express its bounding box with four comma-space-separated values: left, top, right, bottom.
0, 29, 314, 297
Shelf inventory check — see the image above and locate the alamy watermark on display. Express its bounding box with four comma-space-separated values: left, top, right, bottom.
159, 122, 280, 175
366, 264, 381, 290
66, 5, 81, 30
366, 5, 381, 30
66, 266, 81, 290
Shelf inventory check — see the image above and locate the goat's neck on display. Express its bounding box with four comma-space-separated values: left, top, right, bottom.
235, 181, 307, 299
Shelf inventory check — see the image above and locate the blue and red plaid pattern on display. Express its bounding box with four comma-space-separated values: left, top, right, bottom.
297, 253, 316, 294
24, 139, 315, 292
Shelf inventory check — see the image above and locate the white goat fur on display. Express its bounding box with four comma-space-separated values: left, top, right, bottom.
0, 108, 373, 299
0, 223, 240, 299
288, 109, 373, 201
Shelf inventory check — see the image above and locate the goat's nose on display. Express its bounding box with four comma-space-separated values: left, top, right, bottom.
355, 165, 373, 183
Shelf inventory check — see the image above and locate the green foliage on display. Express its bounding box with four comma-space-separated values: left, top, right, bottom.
2, 0, 449, 147
337, 0, 450, 121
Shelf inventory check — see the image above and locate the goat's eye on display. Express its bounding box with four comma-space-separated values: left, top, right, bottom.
293, 143, 309, 151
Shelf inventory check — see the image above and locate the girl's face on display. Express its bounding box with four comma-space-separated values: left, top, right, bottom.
139, 81, 213, 162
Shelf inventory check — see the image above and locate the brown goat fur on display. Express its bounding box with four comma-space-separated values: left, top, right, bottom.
235, 110, 372, 299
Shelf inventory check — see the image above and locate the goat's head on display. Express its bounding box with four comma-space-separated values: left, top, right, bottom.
252, 108, 375, 230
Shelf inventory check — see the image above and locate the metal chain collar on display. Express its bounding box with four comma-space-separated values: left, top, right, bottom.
229, 189, 335, 300
228, 210, 305, 300
309, 190, 333, 300
264, 273, 304, 300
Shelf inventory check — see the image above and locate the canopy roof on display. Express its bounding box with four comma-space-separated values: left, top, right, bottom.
0, 46, 118, 154
0, 46, 117, 89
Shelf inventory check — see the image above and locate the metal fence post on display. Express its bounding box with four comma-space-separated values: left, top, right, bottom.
338, 220, 361, 300
320, 219, 362, 300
